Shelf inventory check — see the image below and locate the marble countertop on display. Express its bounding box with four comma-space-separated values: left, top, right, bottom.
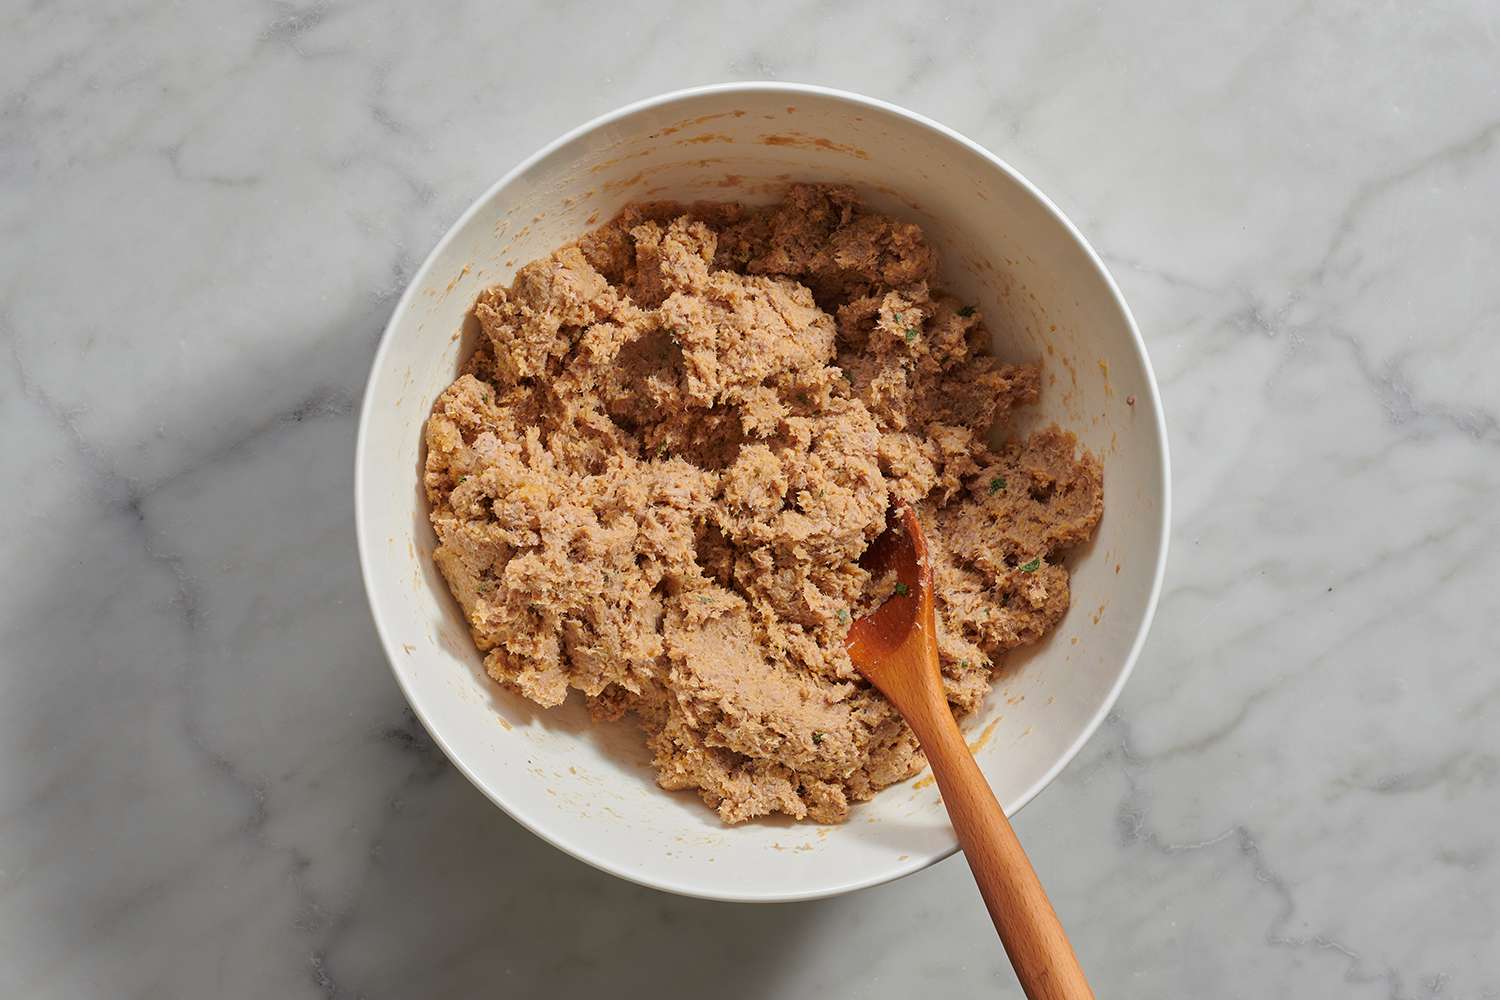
4, 1, 1498, 996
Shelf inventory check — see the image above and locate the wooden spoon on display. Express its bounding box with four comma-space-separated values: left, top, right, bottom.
845, 499, 1093, 1000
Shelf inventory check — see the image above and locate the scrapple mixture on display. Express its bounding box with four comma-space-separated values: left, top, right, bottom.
424, 184, 1102, 824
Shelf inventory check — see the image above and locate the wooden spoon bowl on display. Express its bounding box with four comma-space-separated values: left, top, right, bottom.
846, 500, 1094, 1000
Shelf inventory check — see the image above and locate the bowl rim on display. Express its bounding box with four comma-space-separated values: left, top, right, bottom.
355, 80, 1171, 903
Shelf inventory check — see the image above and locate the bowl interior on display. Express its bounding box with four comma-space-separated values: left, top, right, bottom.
356, 84, 1168, 901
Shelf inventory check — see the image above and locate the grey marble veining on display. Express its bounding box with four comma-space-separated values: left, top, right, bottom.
3, 1, 1498, 997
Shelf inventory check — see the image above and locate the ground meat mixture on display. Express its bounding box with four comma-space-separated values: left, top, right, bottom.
424, 184, 1102, 824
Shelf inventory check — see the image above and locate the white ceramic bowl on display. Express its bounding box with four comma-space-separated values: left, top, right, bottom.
356, 83, 1169, 902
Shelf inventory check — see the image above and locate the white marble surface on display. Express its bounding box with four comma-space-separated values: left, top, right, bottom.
3, 1, 1498, 996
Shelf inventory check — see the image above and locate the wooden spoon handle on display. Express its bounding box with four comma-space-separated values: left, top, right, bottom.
912, 707, 1094, 1000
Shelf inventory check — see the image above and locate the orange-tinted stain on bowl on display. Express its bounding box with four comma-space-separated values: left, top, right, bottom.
604, 158, 731, 196
675, 132, 735, 145
588, 146, 655, 173
603, 171, 646, 193
652, 110, 748, 138
759, 132, 871, 160
968, 717, 1002, 754
443, 263, 470, 294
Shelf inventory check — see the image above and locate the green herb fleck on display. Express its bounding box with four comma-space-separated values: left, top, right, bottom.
836, 608, 850, 625
959, 659, 970, 669
957, 304, 977, 318
893, 582, 910, 597
903, 327, 918, 344
1019, 557, 1041, 573
457, 475, 469, 484
988, 474, 1007, 494
811, 731, 825, 746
